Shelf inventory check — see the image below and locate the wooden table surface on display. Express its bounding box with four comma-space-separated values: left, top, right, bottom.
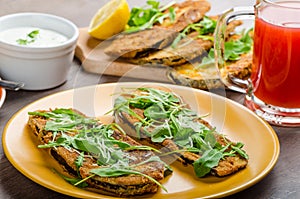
1, 1, 299, 199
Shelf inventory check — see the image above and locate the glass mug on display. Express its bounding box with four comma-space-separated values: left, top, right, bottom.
215, 0, 300, 126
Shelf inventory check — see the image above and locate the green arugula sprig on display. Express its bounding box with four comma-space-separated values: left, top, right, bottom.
197, 28, 253, 69
28, 108, 168, 190
171, 16, 216, 48
224, 28, 253, 61
52, 169, 89, 188
113, 87, 249, 177
125, 0, 176, 33
16, 29, 39, 45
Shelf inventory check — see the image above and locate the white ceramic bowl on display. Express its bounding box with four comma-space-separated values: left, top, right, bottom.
0, 13, 79, 90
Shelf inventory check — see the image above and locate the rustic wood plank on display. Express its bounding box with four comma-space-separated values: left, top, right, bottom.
75, 28, 172, 82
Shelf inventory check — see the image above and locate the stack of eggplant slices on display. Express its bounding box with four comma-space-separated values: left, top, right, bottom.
105, 0, 253, 90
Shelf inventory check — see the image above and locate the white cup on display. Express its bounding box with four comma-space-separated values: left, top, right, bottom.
0, 12, 79, 90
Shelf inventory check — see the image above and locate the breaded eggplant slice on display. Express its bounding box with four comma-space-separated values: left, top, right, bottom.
167, 53, 252, 90
167, 61, 222, 90
126, 32, 213, 66
113, 87, 248, 177
104, 0, 211, 59
156, 0, 211, 32
104, 28, 177, 59
27, 109, 166, 197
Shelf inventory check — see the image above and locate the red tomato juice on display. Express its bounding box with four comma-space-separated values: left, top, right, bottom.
252, 2, 300, 108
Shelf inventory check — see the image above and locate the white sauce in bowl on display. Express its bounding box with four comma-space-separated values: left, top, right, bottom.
0, 27, 68, 47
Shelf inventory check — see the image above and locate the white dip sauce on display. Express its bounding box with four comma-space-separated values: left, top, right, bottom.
0, 27, 68, 47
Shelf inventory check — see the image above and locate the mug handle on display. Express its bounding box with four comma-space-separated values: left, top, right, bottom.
214, 6, 255, 93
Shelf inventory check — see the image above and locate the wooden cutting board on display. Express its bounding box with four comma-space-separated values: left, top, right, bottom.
75, 28, 171, 82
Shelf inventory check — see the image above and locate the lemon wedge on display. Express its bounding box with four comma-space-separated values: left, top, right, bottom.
88, 0, 130, 40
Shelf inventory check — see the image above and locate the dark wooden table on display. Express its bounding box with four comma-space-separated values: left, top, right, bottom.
1, 0, 299, 199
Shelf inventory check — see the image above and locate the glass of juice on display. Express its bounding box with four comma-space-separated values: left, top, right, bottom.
215, 0, 300, 126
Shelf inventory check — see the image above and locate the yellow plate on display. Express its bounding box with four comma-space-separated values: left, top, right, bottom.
2, 82, 280, 198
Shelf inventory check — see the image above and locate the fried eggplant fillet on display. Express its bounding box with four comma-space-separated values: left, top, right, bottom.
167, 60, 223, 90
113, 87, 249, 177
104, 0, 211, 58
27, 108, 167, 197
126, 31, 213, 66
167, 51, 252, 90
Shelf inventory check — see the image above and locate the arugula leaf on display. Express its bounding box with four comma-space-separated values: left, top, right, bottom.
189, 129, 216, 152
28, 111, 53, 118
197, 28, 253, 68
144, 103, 169, 120
171, 16, 216, 48
197, 16, 217, 35
193, 149, 223, 177
126, 0, 176, 33
224, 39, 252, 61
197, 48, 215, 69
168, 7, 176, 22
150, 122, 173, 143
52, 169, 89, 188
72, 138, 101, 154
231, 142, 249, 159
147, 0, 160, 9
